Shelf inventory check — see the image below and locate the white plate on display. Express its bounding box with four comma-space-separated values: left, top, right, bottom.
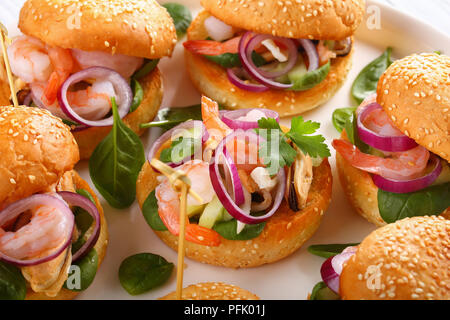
0, 0, 448, 300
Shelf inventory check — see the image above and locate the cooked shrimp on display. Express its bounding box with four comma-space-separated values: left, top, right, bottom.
0, 203, 73, 260
155, 160, 221, 246
71, 49, 144, 79
201, 96, 233, 150
31, 79, 116, 121
7, 35, 53, 83
333, 139, 430, 180
183, 36, 241, 55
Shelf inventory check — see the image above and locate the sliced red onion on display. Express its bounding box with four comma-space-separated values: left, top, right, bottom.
320, 250, 356, 294
57, 191, 101, 262
372, 155, 442, 193
0, 194, 74, 267
226, 68, 269, 92
299, 39, 319, 71
221, 108, 279, 130
222, 148, 245, 206
147, 120, 208, 164
238, 32, 293, 90
357, 103, 418, 152
209, 130, 285, 224
57, 67, 132, 127
333, 38, 352, 57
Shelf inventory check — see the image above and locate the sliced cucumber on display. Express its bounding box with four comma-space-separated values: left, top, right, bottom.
198, 196, 224, 229
187, 204, 206, 217
221, 209, 234, 222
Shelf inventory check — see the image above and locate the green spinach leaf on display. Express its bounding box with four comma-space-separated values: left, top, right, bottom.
132, 59, 159, 80
378, 182, 450, 223
309, 281, 340, 300
288, 61, 330, 91
140, 104, 202, 130
89, 98, 145, 209
351, 47, 393, 104
344, 111, 371, 154
160, 137, 196, 164
71, 189, 95, 254
0, 261, 26, 300
142, 190, 168, 231
332, 107, 356, 133
213, 219, 265, 241
162, 3, 192, 39
119, 253, 173, 296
307, 243, 359, 259
130, 78, 144, 113
64, 249, 98, 292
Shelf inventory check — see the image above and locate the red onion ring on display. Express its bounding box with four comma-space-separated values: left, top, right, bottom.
209, 130, 286, 224
320, 250, 356, 294
0, 194, 74, 267
222, 148, 245, 206
238, 32, 293, 90
357, 103, 418, 152
57, 67, 132, 127
221, 108, 279, 130
147, 120, 209, 164
372, 155, 442, 193
57, 191, 101, 262
226, 68, 269, 92
298, 39, 319, 71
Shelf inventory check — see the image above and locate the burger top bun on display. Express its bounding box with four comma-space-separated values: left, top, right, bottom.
0, 106, 79, 206
159, 282, 260, 300
377, 53, 450, 162
200, 0, 365, 40
340, 216, 450, 300
19, 0, 177, 59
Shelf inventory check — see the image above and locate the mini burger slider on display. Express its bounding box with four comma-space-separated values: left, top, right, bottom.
8, 0, 177, 159
0, 105, 107, 300
333, 53, 450, 226
184, 0, 365, 116
159, 282, 259, 300
316, 216, 449, 300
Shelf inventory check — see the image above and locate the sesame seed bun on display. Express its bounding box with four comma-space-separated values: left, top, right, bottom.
73, 67, 163, 160
200, 0, 365, 40
0, 105, 79, 206
26, 170, 109, 300
335, 131, 450, 226
159, 282, 259, 300
18, 0, 177, 59
340, 216, 450, 300
185, 11, 354, 117
377, 53, 450, 162
136, 158, 332, 268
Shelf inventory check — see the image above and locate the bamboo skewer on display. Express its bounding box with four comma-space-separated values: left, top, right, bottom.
149, 159, 203, 300
0, 23, 18, 108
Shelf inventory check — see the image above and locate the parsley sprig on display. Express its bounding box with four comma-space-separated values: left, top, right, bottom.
255, 117, 330, 174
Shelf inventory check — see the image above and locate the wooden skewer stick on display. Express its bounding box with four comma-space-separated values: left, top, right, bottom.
149, 159, 203, 300
0, 23, 18, 108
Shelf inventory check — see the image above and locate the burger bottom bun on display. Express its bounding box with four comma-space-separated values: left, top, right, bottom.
73, 67, 163, 160
185, 11, 353, 117
159, 282, 259, 300
336, 132, 450, 227
340, 216, 450, 300
26, 171, 109, 300
136, 159, 332, 268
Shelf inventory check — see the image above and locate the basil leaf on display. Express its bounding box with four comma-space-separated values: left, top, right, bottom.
64, 249, 98, 292
162, 3, 192, 39
0, 261, 26, 300
378, 182, 450, 224
307, 243, 359, 259
142, 190, 168, 231
309, 281, 340, 300
205, 52, 266, 69
288, 61, 330, 91
130, 78, 144, 113
119, 253, 174, 296
213, 220, 265, 241
89, 98, 145, 209
332, 107, 356, 133
351, 47, 393, 104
